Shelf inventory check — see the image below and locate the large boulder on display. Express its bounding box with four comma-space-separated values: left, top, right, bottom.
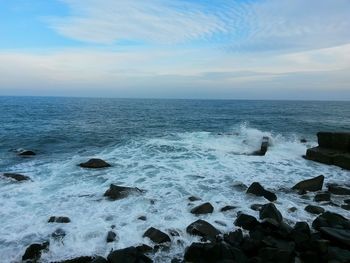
190, 202, 214, 215
107, 246, 152, 263
79, 158, 111, 168
252, 136, 270, 156
22, 242, 49, 261
143, 227, 171, 244
246, 182, 277, 202
305, 205, 325, 215
259, 203, 283, 223
312, 212, 350, 231
186, 220, 221, 241
328, 184, 350, 195
317, 132, 350, 151
104, 184, 142, 200
292, 175, 324, 192
234, 214, 259, 230
2, 173, 30, 181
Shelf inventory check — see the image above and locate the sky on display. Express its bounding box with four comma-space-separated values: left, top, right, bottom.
0, 0, 350, 100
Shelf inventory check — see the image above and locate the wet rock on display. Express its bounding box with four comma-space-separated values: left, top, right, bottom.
51, 228, 66, 240
22, 242, 49, 261
91, 257, 108, 263
143, 227, 171, 244
300, 138, 307, 143
250, 204, 263, 211
292, 222, 311, 247
312, 212, 350, 231
220, 205, 236, 212
288, 207, 297, 213
79, 158, 111, 169
107, 231, 117, 243
292, 175, 324, 192
328, 184, 350, 195
2, 173, 31, 181
305, 205, 325, 215
107, 246, 153, 263
138, 216, 147, 221
252, 136, 270, 156
328, 246, 350, 263
246, 182, 277, 202
19, 150, 36, 156
186, 219, 221, 241
259, 203, 282, 223
168, 229, 180, 237
214, 220, 227, 227
319, 227, 350, 249
48, 216, 71, 223
104, 184, 142, 200
258, 247, 294, 263
341, 204, 350, 211
314, 192, 331, 202
232, 182, 248, 191
190, 202, 214, 215
135, 244, 153, 254
345, 199, 350, 204
235, 213, 259, 230
224, 229, 243, 247
188, 196, 201, 202
58, 256, 95, 263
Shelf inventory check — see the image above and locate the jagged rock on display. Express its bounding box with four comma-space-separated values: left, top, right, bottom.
143, 227, 171, 244
235, 213, 259, 230
19, 150, 36, 156
292, 175, 324, 192
188, 196, 201, 202
184, 242, 246, 263
22, 242, 49, 261
305, 205, 325, 215
259, 203, 283, 223
220, 205, 236, 212
252, 136, 270, 156
224, 229, 243, 247
79, 158, 111, 168
2, 173, 30, 181
328, 184, 350, 195
186, 220, 221, 241
107, 246, 153, 263
48, 216, 71, 223
312, 212, 350, 231
314, 192, 331, 202
107, 231, 117, 243
51, 228, 66, 240
104, 184, 142, 200
246, 182, 277, 202
190, 202, 214, 215
319, 227, 350, 249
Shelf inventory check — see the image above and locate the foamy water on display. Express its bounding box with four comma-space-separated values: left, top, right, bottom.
1, 124, 349, 262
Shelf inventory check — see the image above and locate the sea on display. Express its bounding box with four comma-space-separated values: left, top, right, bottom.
0, 97, 349, 262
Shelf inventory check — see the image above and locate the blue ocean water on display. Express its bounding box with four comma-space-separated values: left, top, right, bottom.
0, 97, 349, 262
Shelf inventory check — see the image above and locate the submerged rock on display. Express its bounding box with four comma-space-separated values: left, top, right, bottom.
106, 231, 117, 243
305, 205, 325, 215
107, 246, 153, 263
79, 158, 111, 169
328, 184, 350, 195
190, 202, 214, 215
48, 216, 71, 223
292, 175, 324, 192
188, 196, 201, 202
2, 173, 30, 181
22, 242, 49, 261
186, 220, 221, 241
104, 184, 142, 200
52, 228, 66, 240
220, 205, 236, 212
143, 227, 171, 244
246, 182, 277, 202
18, 150, 36, 156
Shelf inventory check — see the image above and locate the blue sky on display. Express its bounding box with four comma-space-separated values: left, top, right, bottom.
0, 0, 350, 100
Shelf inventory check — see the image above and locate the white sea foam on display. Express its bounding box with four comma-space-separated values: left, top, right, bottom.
0, 125, 349, 262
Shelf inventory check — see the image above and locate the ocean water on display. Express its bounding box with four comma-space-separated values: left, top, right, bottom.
0, 97, 349, 262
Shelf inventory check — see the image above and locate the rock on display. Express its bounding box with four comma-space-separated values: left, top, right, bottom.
107, 231, 117, 243
312, 212, 350, 231
220, 205, 236, 212
334, 154, 350, 170
107, 246, 153, 263
184, 242, 246, 263
314, 192, 331, 202
344, 199, 350, 204
300, 138, 307, 143
341, 204, 350, 211
104, 184, 142, 200
186, 220, 221, 241
48, 216, 71, 223
319, 227, 350, 248
143, 227, 171, 244
19, 150, 36, 156
168, 229, 180, 237
328, 184, 350, 195
91, 257, 108, 263
288, 207, 297, 213
292, 175, 324, 192
79, 158, 111, 168
22, 242, 49, 261
190, 202, 214, 215
138, 216, 147, 221
135, 244, 153, 254
259, 203, 283, 223
305, 205, 325, 215
2, 173, 30, 181
328, 246, 350, 263
58, 256, 95, 263
52, 228, 66, 240
214, 220, 227, 227
317, 132, 350, 151
246, 182, 277, 202
250, 204, 263, 211
258, 247, 294, 263
188, 196, 201, 202
224, 229, 243, 247
252, 136, 270, 156
234, 213, 259, 230
232, 182, 248, 191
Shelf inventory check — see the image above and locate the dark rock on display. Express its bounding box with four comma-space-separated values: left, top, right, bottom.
305, 205, 325, 215
300, 138, 307, 143
250, 204, 263, 211
138, 216, 147, 221
306, 146, 350, 170
22, 242, 49, 261
168, 229, 180, 237
104, 184, 142, 200
292, 175, 324, 192
334, 153, 350, 170
341, 204, 350, 211
19, 150, 36, 156
143, 227, 171, 244
188, 196, 201, 202
79, 158, 111, 169
220, 205, 236, 212
252, 136, 270, 156
232, 182, 248, 191
51, 228, 66, 240
345, 199, 350, 204
246, 182, 277, 202
317, 132, 350, 151
214, 220, 227, 227
261, 236, 295, 251
312, 212, 350, 231
107, 231, 117, 243
328, 184, 350, 195
288, 207, 297, 213
292, 222, 311, 247
314, 192, 331, 202
58, 256, 95, 263
135, 244, 153, 254
91, 257, 108, 263
328, 246, 350, 263
259, 203, 283, 223
224, 229, 243, 247
186, 219, 221, 241
319, 227, 350, 249
107, 246, 152, 263
48, 216, 71, 223
235, 213, 259, 230
258, 247, 294, 263
2, 173, 30, 181
190, 202, 214, 215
